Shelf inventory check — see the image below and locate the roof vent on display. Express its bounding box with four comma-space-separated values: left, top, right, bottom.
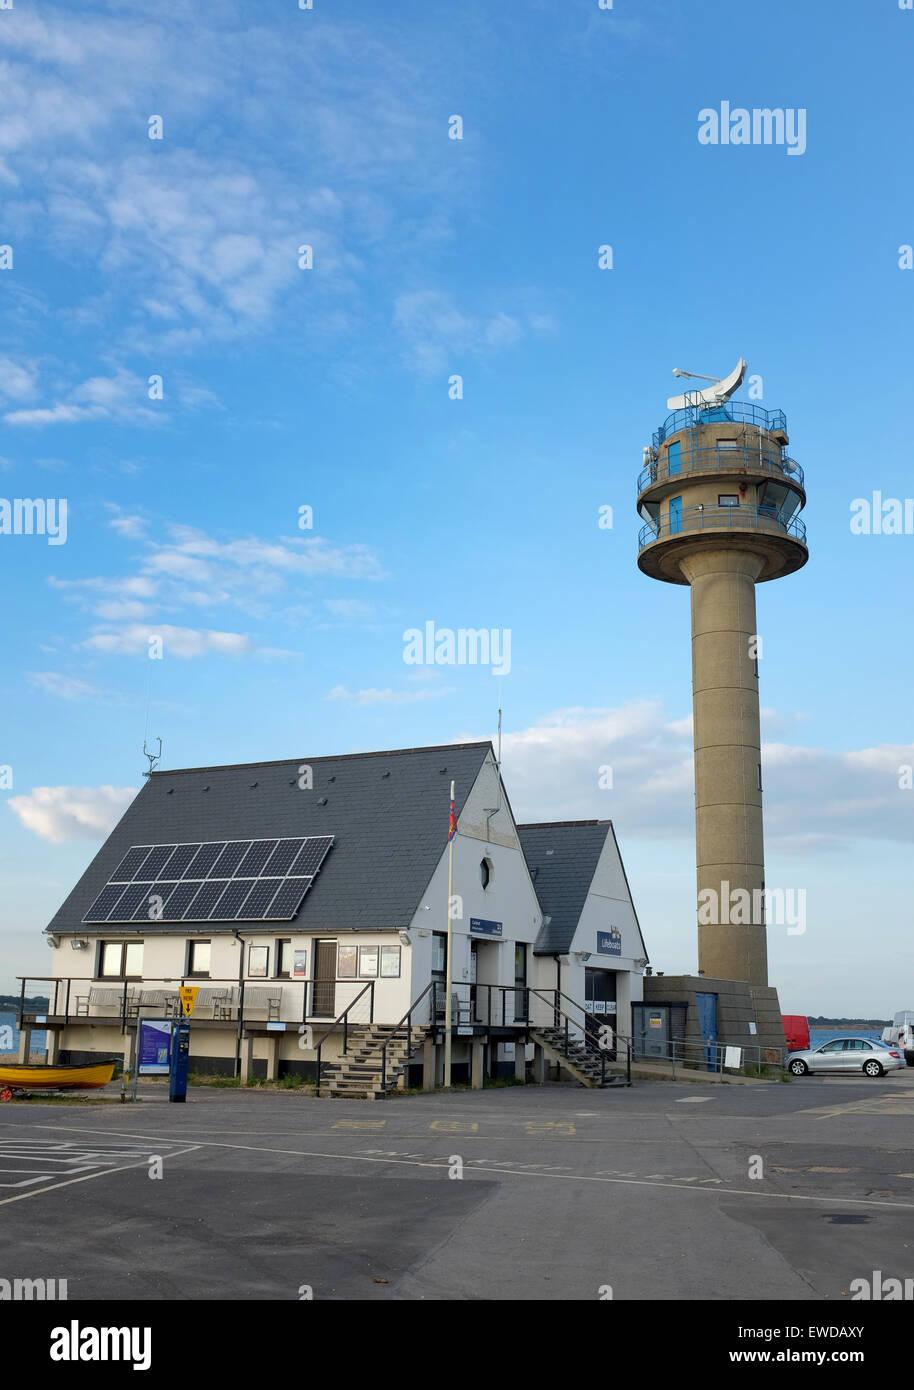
202, 785, 210, 792
250, 781, 258, 789
328, 775, 336, 783
382, 770, 390, 778
318, 796, 328, 806
167, 788, 174, 795
439, 767, 447, 774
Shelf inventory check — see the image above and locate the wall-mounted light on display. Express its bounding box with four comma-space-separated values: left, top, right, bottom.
398, 932, 411, 946
47, 934, 60, 948
70, 939, 87, 951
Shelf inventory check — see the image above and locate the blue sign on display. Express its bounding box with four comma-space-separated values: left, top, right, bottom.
469, 918, 503, 938
597, 928, 622, 957
0, 1011, 47, 1056
138, 1018, 173, 1075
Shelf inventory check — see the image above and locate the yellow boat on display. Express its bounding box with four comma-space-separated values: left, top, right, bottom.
0, 1059, 117, 1099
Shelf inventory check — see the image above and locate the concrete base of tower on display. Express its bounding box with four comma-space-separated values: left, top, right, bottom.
640, 974, 787, 1064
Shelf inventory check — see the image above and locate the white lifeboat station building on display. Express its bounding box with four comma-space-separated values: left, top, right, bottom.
21, 742, 648, 1096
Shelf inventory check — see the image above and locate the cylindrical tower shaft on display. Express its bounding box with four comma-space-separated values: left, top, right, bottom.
636, 382, 808, 987
679, 549, 767, 984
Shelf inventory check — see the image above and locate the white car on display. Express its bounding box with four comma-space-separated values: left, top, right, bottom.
787, 1037, 905, 1077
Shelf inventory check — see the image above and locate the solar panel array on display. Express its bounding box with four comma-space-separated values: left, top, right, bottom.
82, 836, 334, 924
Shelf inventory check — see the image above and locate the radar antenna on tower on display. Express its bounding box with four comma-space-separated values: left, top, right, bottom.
666, 356, 747, 411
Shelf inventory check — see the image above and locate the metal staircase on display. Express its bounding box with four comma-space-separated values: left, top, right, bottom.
528, 989, 632, 1089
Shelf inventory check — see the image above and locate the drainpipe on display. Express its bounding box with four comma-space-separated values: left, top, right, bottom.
233, 930, 244, 1078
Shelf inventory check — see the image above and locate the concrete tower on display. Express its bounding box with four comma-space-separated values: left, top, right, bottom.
637, 360, 807, 987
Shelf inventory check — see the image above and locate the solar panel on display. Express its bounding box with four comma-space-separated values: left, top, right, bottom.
134, 844, 176, 880
132, 884, 178, 922
85, 835, 333, 923
183, 842, 225, 878
208, 841, 251, 878
85, 883, 129, 922
158, 881, 202, 921
236, 839, 278, 877
106, 883, 152, 921
111, 847, 153, 882
182, 880, 228, 921
209, 879, 256, 919
236, 877, 282, 919
289, 837, 333, 876
264, 876, 312, 920
262, 838, 304, 875
160, 844, 201, 879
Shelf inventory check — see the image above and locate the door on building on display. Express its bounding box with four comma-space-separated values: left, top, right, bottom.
584, 968, 617, 1056
669, 495, 683, 535
513, 943, 528, 1022
312, 939, 337, 1017
667, 440, 681, 477
633, 1003, 669, 1059
695, 991, 718, 1072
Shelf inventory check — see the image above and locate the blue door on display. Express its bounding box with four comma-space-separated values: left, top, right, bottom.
695, 992, 718, 1072
669, 495, 682, 535
667, 440, 681, 477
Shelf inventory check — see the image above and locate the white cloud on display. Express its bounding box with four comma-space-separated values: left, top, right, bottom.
8, 784, 137, 844
392, 290, 542, 374
327, 683, 448, 705
83, 623, 253, 658
456, 702, 914, 850
27, 672, 100, 700
3, 367, 160, 429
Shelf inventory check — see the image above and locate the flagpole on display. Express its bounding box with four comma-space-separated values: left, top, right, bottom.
444, 779, 455, 1089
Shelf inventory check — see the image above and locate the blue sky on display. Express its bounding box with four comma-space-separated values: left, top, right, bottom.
1, 0, 912, 1013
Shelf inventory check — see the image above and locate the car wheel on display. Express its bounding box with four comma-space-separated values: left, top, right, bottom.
863, 1060, 883, 1077
789, 1059, 808, 1075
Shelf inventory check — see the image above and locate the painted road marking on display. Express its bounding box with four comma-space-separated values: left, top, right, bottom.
14, 1122, 914, 1213
429, 1121, 478, 1132
675, 1097, 712, 1103
0, 1145, 201, 1207
332, 1120, 386, 1130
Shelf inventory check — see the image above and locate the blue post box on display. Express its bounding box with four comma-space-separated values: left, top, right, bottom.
169, 1020, 191, 1102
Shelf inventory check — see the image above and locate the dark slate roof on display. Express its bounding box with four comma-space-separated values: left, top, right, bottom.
518, 821, 612, 956
47, 742, 493, 936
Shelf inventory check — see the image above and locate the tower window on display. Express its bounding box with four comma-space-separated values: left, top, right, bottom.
757, 764, 763, 791
480, 857, 493, 889
718, 494, 740, 507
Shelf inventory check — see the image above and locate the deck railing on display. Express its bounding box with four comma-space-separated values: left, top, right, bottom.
637, 443, 804, 496
652, 400, 787, 449
638, 503, 807, 551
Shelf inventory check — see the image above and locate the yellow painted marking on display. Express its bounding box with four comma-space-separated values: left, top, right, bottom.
332, 1120, 386, 1131
429, 1120, 478, 1133
525, 1121, 576, 1135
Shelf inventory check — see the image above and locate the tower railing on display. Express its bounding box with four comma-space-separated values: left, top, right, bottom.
638, 504, 807, 551
652, 401, 787, 449
637, 444, 804, 496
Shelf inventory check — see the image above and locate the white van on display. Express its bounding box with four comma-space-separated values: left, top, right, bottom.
882, 1012, 914, 1066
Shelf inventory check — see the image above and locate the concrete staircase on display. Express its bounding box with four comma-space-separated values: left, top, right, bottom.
531, 1026, 625, 1089
319, 1024, 428, 1099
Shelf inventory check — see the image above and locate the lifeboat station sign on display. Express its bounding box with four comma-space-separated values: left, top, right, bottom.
469, 918, 503, 938
596, 928, 622, 957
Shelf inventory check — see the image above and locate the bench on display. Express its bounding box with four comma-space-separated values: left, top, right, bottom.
240, 986, 282, 1021
74, 986, 137, 1016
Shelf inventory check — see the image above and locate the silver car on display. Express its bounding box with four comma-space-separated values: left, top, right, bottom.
787, 1037, 905, 1078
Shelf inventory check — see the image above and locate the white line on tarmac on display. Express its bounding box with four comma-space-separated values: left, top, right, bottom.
0, 1145, 202, 1207
16, 1122, 914, 1212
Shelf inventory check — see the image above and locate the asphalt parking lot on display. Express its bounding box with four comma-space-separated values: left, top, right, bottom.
2, 1070, 914, 1301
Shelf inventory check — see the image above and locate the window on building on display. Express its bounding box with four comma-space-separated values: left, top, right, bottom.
431, 932, 447, 981
757, 763, 763, 791
187, 940, 211, 978
717, 438, 739, 451
248, 944, 269, 978
480, 857, 493, 889
276, 940, 293, 978
718, 494, 740, 506
98, 941, 144, 980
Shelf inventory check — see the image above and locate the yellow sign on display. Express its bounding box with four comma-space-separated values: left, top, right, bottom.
178, 986, 199, 1017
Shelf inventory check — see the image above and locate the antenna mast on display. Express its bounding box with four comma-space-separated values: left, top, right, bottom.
143, 737, 163, 778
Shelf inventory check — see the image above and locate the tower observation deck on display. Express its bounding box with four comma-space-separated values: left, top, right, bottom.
637, 368, 808, 987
